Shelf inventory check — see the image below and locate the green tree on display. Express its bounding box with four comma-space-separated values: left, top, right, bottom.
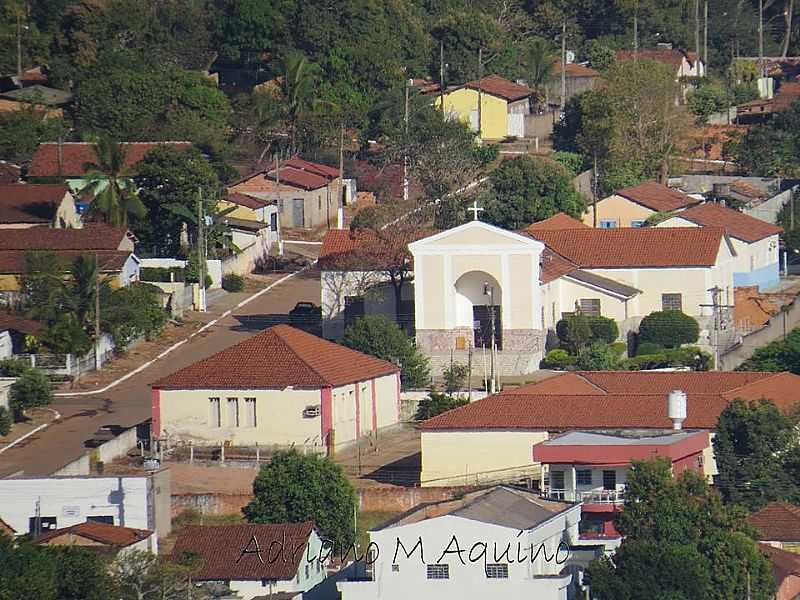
0, 406, 11, 436
484, 155, 586, 229
687, 83, 731, 125
40, 313, 92, 356
279, 52, 323, 152
133, 146, 221, 256
101, 283, 168, 349
342, 315, 430, 389
0, 535, 58, 600
733, 102, 800, 178
0, 105, 67, 164
81, 137, 146, 228
576, 343, 620, 371
556, 313, 593, 354
713, 399, 800, 510
415, 391, 468, 420
524, 38, 555, 106
110, 549, 201, 600
442, 362, 469, 393
638, 311, 700, 348
50, 546, 111, 600
583, 39, 616, 70
19, 251, 63, 324
588, 316, 619, 344
9, 368, 52, 419
738, 327, 800, 372
243, 450, 357, 549
213, 0, 297, 64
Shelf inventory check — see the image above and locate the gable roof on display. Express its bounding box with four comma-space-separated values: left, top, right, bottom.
34, 521, 151, 547
223, 192, 271, 210
0, 312, 43, 336
759, 543, 800, 590
152, 324, 399, 390
674, 202, 783, 243
28, 142, 192, 177
0, 224, 129, 251
616, 48, 698, 69
281, 157, 339, 180
527, 226, 727, 268
171, 523, 313, 581
462, 75, 534, 102
0, 250, 131, 275
0, 183, 70, 224
265, 166, 329, 191
377, 485, 574, 531
319, 228, 434, 271
749, 503, 800, 542
540, 247, 578, 283
614, 181, 700, 212
527, 213, 590, 231
552, 62, 602, 78
419, 371, 800, 431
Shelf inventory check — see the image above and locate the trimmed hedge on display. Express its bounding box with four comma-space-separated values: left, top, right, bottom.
140, 266, 185, 283
636, 342, 664, 356
222, 273, 245, 292
541, 349, 577, 370
638, 311, 700, 348
588, 316, 619, 344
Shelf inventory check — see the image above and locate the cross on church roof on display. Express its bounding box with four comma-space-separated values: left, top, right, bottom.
469, 201, 484, 221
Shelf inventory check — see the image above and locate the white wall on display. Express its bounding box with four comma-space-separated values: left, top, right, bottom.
0, 476, 153, 535
0, 378, 14, 410
0, 332, 12, 359
339, 508, 579, 600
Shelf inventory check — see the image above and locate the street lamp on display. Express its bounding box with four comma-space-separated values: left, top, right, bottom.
483, 283, 496, 394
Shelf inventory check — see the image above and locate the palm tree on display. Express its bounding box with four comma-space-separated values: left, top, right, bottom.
526, 39, 556, 110
82, 137, 146, 228
280, 53, 321, 152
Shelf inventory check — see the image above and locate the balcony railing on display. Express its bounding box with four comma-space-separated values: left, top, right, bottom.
543, 488, 626, 504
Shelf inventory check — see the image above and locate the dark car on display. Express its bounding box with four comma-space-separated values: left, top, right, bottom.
289, 302, 322, 333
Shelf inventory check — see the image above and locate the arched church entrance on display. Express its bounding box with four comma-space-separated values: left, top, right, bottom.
454, 271, 503, 350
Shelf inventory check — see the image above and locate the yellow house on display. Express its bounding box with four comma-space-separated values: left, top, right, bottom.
435, 74, 533, 141
583, 181, 700, 228
0, 183, 80, 229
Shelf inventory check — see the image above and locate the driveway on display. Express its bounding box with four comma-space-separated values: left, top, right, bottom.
0, 269, 321, 477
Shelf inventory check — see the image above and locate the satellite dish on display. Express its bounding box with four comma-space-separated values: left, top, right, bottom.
566, 50, 576, 64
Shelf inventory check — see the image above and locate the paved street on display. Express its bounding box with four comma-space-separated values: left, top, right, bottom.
0, 269, 321, 477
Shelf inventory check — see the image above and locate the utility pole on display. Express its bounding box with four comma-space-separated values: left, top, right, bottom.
759, 0, 765, 78
196, 188, 206, 312
695, 0, 701, 67
338, 122, 344, 229
94, 252, 101, 370
560, 20, 567, 111
592, 151, 598, 228
633, 0, 639, 60
477, 46, 483, 138
700, 287, 733, 371
439, 41, 445, 120
16, 11, 22, 80
703, 0, 709, 69
403, 78, 410, 202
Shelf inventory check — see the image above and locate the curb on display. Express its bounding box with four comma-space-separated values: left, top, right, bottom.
0, 408, 61, 455
54, 266, 314, 398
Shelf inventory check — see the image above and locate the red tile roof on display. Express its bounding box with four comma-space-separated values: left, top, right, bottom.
463, 75, 533, 102
0, 250, 130, 274
0, 223, 129, 251
675, 202, 783, 242
223, 192, 271, 210
540, 248, 577, 283
0, 162, 20, 184
419, 371, 800, 431
616, 48, 694, 69
0, 183, 70, 224
266, 166, 329, 191
750, 503, 800, 542
0, 312, 43, 336
171, 523, 314, 581
28, 142, 192, 177
615, 181, 700, 212
759, 543, 800, 591
552, 62, 601, 78
152, 324, 399, 390
282, 157, 339, 180
527, 226, 726, 268
35, 521, 152, 547
527, 213, 590, 231
319, 228, 433, 271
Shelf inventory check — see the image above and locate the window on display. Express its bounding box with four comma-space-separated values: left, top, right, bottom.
602, 470, 617, 490
579, 517, 605, 535
576, 469, 593, 486
427, 564, 449, 579
318, 197, 322, 210
550, 470, 565, 490
29, 516, 57, 533
344, 296, 365, 329
631, 220, 645, 227
485, 564, 509, 579
245, 398, 257, 427
87, 515, 114, 524
270, 212, 278, 232
209, 398, 221, 427
599, 219, 618, 228
391, 564, 400, 572
227, 398, 239, 427
662, 293, 683, 311
579, 298, 601, 317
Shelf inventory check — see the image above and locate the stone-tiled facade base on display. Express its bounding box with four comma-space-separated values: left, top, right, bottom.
417, 329, 545, 376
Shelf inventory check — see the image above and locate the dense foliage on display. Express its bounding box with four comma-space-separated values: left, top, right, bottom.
714, 399, 800, 510
243, 450, 358, 549
586, 458, 775, 600
638, 311, 700, 348
415, 391, 469, 420
733, 101, 800, 178
9, 368, 53, 419
738, 326, 800, 372
342, 315, 430, 389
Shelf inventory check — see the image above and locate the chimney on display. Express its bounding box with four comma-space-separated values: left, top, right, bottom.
667, 390, 687, 430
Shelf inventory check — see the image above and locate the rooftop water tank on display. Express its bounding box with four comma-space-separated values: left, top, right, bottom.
668, 389, 687, 430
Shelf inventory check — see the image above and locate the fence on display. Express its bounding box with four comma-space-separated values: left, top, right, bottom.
15, 333, 116, 378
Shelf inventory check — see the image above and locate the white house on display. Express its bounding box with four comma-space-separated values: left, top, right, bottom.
0, 469, 171, 539
171, 522, 327, 600
655, 201, 782, 290
320, 217, 737, 376
337, 486, 585, 600
151, 324, 401, 454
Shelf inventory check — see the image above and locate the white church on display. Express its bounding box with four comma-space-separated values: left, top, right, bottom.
319, 209, 737, 376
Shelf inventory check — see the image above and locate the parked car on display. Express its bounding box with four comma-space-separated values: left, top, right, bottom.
289, 302, 322, 334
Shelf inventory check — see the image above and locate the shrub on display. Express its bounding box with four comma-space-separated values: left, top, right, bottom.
541, 348, 577, 370
102, 282, 168, 348
139, 266, 184, 282
9, 368, 52, 420
636, 341, 665, 356
0, 407, 10, 436
576, 343, 620, 371
552, 151, 586, 176
0, 359, 30, 377
473, 143, 500, 166
610, 341, 628, 358
556, 314, 593, 353
588, 316, 619, 344
443, 362, 469, 393
619, 346, 713, 371
416, 392, 469, 420
222, 273, 245, 292
41, 313, 92, 356
638, 311, 700, 348
184, 254, 213, 289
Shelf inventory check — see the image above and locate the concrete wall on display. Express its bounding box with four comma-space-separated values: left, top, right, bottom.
0, 378, 14, 410
421, 429, 547, 487
582, 194, 655, 227
524, 111, 556, 139
541, 277, 630, 331
435, 88, 509, 141
745, 187, 795, 224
